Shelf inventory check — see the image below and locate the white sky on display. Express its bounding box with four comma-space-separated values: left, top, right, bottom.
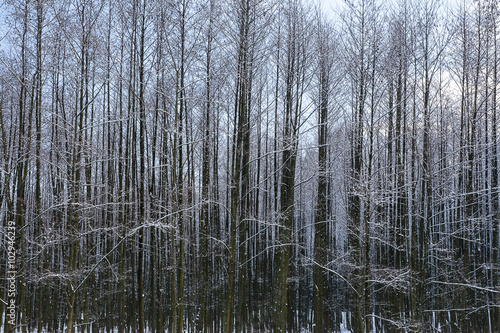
319, 0, 346, 16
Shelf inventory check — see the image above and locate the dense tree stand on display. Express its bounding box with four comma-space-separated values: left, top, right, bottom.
1, 0, 500, 332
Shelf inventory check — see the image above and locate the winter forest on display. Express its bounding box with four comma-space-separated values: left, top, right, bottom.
2, 0, 500, 331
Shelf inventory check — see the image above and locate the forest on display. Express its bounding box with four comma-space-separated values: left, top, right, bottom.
1, 0, 500, 332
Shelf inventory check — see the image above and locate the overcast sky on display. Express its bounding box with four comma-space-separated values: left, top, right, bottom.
320, 0, 345, 15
